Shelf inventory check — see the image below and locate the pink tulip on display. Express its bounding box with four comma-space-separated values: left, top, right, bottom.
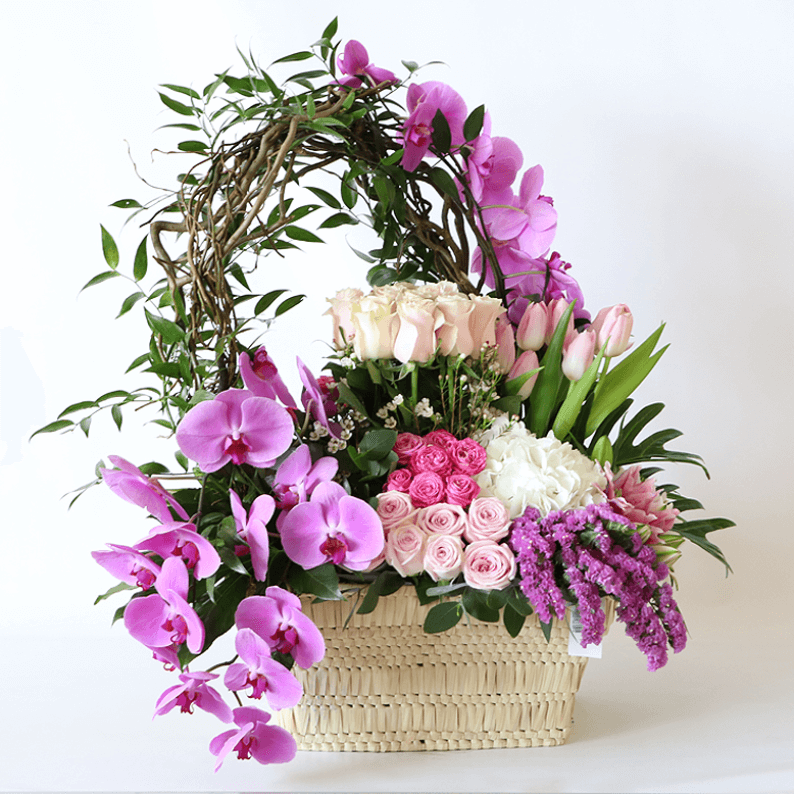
508, 350, 540, 399
591, 304, 633, 356
546, 298, 575, 345
516, 301, 549, 351
562, 328, 597, 381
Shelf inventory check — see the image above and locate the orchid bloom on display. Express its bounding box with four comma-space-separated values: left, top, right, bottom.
224, 628, 303, 710
209, 707, 296, 771
400, 81, 468, 172
239, 347, 296, 407
297, 357, 341, 438
102, 455, 189, 523
175, 389, 294, 473
229, 490, 274, 581
272, 444, 338, 525
133, 521, 221, 580
279, 481, 385, 571
235, 587, 325, 669
124, 556, 205, 654
92, 543, 161, 590
153, 671, 233, 722
336, 40, 397, 88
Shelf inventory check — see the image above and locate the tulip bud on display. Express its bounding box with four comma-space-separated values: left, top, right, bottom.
545, 298, 575, 345
591, 304, 633, 357
561, 328, 596, 381
516, 301, 548, 351
508, 350, 540, 399
495, 315, 516, 373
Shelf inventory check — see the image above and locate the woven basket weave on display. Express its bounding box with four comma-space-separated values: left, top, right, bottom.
273, 588, 615, 751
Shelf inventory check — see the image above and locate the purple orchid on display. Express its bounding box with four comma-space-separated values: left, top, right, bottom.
335, 40, 397, 88
273, 444, 338, 526
175, 389, 294, 473
235, 587, 325, 669
229, 490, 274, 581
239, 347, 296, 407
224, 628, 303, 710
297, 358, 341, 438
91, 543, 161, 590
133, 521, 221, 580
209, 706, 296, 771
153, 671, 233, 722
124, 556, 205, 654
279, 481, 385, 571
400, 81, 468, 172
102, 455, 189, 523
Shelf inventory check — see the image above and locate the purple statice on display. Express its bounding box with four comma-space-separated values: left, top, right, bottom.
509, 502, 687, 671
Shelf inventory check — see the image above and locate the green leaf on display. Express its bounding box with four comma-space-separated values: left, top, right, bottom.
93, 581, 136, 605
100, 225, 119, 269
158, 92, 195, 116
507, 589, 534, 617
539, 618, 553, 643
80, 270, 120, 292
201, 574, 250, 652
319, 212, 358, 229
126, 352, 150, 373
503, 604, 526, 638
117, 291, 145, 318
462, 589, 500, 622
306, 186, 342, 209
552, 343, 607, 440
335, 381, 370, 421
274, 294, 305, 317
79, 416, 91, 436
254, 289, 288, 315
357, 571, 404, 615
373, 175, 395, 208
145, 309, 184, 344
429, 167, 458, 200
289, 563, 343, 600
160, 83, 200, 99
177, 140, 208, 153
284, 226, 324, 243
430, 109, 451, 154
97, 390, 132, 403
358, 428, 398, 460
423, 601, 462, 633
401, 60, 419, 73
272, 50, 314, 64
218, 546, 250, 576
463, 104, 486, 142
673, 518, 735, 573
321, 16, 338, 41
341, 174, 358, 209
111, 404, 123, 431
30, 419, 73, 439
591, 435, 614, 466
133, 236, 148, 281
110, 198, 142, 209
57, 400, 96, 419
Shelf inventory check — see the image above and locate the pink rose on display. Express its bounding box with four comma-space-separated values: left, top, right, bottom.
393, 433, 424, 465
423, 429, 457, 450
423, 535, 464, 581
385, 523, 427, 577
462, 541, 516, 590
449, 438, 487, 476
464, 497, 511, 542
416, 502, 467, 537
376, 490, 418, 530
408, 471, 446, 508
445, 473, 480, 507
385, 468, 413, 493
410, 444, 453, 476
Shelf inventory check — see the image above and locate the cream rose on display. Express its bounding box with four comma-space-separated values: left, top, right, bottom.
351, 293, 398, 359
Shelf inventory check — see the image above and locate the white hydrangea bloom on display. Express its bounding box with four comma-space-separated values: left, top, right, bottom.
475, 424, 606, 519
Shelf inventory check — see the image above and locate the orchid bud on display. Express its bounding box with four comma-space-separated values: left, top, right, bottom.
516, 301, 548, 351
508, 350, 540, 399
561, 329, 596, 381
545, 298, 575, 345
495, 315, 516, 373
591, 304, 633, 357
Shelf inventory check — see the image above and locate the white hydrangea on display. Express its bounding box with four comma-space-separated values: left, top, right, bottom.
474, 424, 606, 519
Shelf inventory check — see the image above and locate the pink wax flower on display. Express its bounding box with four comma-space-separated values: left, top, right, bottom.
423, 534, 464, 581
591, 304, 634, 357
133, 521, 221, 581
153, 671, 233, 723
176, 389, 294, 473
279, 481, 384, 570
124, 556, 205, 654
385, 467, 413, 493
449, 438, 487, 476
408, 471, 446, 507
384, 522, 427, 577
393, 432, 424, 464
562, 328, 597, 381
464, 497, 511, 543
224, 628, 303, 711
462, 540, 516, 590
92, 543, 161, 590
376, 489, 418, 529
400, 81, 468, 172
508, 350, 540, 399
516, 301, 549, 352
210, 706, 296, 771
230, 491, 274, 581
445, 473, 480, 507
239, 347, 296, 407
335, 39, 397, 89
410, 444, 453, 476
102, 455, 189, 524
604, 465, 679, 543
235, 587, 325, 669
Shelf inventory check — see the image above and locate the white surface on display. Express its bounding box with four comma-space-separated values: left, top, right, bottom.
1, 1, 793, 791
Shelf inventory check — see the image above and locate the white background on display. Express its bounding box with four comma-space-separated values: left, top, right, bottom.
1, 1, 793, 792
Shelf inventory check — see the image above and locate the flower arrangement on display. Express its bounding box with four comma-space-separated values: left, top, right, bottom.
36, 21, 734, 770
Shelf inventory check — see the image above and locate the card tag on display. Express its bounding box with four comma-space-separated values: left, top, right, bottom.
567, 607, 602, 658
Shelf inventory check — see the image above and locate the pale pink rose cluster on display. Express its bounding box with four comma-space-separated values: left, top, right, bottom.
377, 485, 516, 590
325, 282, 510, 365
386, 429, 486, 508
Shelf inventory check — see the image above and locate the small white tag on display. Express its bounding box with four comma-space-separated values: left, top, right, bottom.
567, 607, 602, 658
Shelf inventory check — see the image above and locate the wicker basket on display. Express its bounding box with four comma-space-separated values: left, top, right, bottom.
273, 588, 615, 751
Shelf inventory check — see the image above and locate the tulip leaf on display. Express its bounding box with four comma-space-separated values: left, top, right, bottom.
423, 601, 462, 633
288, 563, 343, 600
552, 344, 607, 440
